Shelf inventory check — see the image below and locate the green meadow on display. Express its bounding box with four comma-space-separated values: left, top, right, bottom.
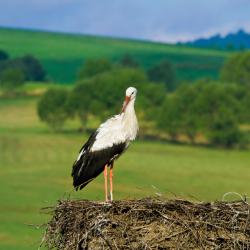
0, 95, 249, 250
0, 27, 229, 83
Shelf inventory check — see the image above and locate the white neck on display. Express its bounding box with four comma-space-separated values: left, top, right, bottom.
122, 98, 138, 141
124, 98, 135, 114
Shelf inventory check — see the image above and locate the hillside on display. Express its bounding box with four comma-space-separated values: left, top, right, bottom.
184, 29, 250, 50
0, 27, 229, 83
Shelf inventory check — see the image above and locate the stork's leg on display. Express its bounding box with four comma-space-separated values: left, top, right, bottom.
110, 162, 114, 201
104, 164, 108, 202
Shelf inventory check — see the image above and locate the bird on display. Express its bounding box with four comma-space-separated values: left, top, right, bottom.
71, 86, 138, 201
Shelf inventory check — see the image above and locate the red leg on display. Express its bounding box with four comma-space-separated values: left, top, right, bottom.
110, 162, 114, 201
104, 164, 108, 202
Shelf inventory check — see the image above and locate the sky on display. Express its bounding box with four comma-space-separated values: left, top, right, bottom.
0, 0, 250, 43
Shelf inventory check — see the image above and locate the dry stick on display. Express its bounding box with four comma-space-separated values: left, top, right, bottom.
243, 208, 250, 233
159, 229, 189, 241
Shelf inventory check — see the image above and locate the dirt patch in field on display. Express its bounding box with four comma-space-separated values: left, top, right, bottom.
42, 198, 250, 249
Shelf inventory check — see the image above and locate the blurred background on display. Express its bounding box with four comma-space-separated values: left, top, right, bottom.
0, 0, 250, 249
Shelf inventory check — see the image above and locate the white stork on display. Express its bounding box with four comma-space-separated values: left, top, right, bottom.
71, 87, 138, 201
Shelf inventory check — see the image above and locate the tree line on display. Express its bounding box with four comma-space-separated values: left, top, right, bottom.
158, 81, 249, 148
38, 67, 165, 132
37, 52, 250, 148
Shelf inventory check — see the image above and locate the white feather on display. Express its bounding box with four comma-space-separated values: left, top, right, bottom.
91, 98, 138, 152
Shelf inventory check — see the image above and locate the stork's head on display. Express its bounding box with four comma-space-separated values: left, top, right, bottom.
121, 87, 137, 113
126, 86, 137, 100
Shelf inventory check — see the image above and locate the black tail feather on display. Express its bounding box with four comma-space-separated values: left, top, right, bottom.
71, 142, 127, 190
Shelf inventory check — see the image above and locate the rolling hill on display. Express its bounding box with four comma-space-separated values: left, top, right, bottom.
0, 27, 230, 83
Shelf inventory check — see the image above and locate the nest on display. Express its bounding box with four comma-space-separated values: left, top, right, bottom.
42, 198, 250, 249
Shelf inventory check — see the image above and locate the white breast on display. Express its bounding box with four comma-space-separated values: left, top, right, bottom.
91, 112, 138, 152
90, 114, 127, 152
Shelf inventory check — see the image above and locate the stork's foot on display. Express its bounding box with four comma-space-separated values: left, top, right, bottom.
110, 192, 113, 202
107, 193, 113, 202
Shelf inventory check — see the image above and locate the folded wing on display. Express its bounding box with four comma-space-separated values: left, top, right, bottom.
71, 115, 128, 190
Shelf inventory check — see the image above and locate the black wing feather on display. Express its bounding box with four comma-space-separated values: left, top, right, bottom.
71, 131, 126, 190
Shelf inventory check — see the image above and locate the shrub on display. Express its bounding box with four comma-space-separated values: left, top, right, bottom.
0, 68, 25, 91
207, 110, 244, 148
37, 89, 69, 131
66, 81, 94, 130
157, 96, 181, 141
0, 55, 46, 81
20, 55, 46, 81
78, 58, 112, 79
220, 52, 250, 86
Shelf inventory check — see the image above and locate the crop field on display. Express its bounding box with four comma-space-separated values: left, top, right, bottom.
0, 96, 249, 249
0, 28, 230, 83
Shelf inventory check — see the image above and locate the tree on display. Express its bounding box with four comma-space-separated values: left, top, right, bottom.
147, 60, 176, 90
37, 89, 69, 131
226, 43, 235, 51
0, 50, 9, 61
175, 85, 201, 143
207, 109, 243, 148
78, 58, 112, 79
192, 83, 240, 128
0, 55, 46, 81
157, 95, 181, 141
0, 68, 25, 91
119, 54, 139, 68
20, 55, 46, 81
184, 83, 245, 147
220, 52, 250, 86
157, 82, 247, 147
157, 85, 200, 143
66, 81, 95, 131
138, 82, 166, 120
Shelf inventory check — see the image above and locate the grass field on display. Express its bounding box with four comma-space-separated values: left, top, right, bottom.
0, 27, 230, 83
0, 95, 249, 249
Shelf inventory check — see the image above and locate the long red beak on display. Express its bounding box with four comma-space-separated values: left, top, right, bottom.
121, 96, 131, 113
